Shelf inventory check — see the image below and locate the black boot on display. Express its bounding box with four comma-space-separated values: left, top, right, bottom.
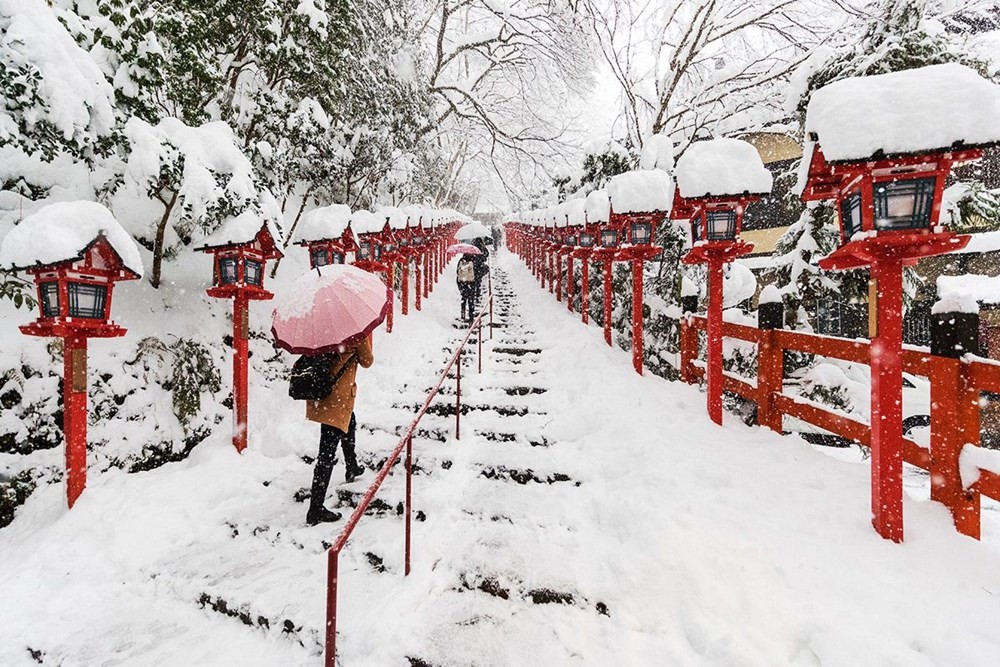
345, 463, 365, 483
306, 506, 342, 526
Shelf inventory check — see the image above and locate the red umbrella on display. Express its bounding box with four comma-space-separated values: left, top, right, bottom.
271, 264, 390, 355
447, 242, 482, 256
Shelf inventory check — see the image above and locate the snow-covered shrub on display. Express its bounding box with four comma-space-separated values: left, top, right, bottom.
125, 336, 223, 434
943, 181, 1000, 233
0, 360, 62, 455
0, 469, 36, 529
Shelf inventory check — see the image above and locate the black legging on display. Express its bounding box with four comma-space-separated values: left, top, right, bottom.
309, 413, 357, 511
459, 283, 475, 320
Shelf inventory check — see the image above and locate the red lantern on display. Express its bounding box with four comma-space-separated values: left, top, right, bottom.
351, 210, 397, 332
199, 215, 283, 453
297, 204, 356, 269
673, 138, 772, 425
800, 63, 1000, 542
0, 201, 142, 508
607, 170, 673, 374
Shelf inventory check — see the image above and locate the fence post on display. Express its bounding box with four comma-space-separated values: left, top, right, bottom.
757, 297, 784, 433
324, 550, 340, 667
456, 348, 462, 440
478, 318, 483, 374
405, 433, 413, 575
929, 308, 981, 538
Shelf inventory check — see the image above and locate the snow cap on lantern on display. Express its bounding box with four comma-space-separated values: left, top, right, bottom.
198, 210, 283, 298
565, 198, 586, 246
352, 209, 390, 261
583, 188, 610, 248
676, 138, 772, 199
799, 63, 1000, 262
673, 137, 771, 245
297, 204, 354, 267
608, 169, 673, 246
0, 201, 143, 336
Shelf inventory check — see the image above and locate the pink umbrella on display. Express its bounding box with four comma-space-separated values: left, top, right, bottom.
447, 242, 482, 256
272, 264, 391, 355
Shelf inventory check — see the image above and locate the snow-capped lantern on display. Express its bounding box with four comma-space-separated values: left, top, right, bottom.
200, 212, 283, 299
801, 64, 1000, 268
297, 205, 355, 269
607, 170, 674, 375
671, 138, 771, 426
800, 64, 1000, 544
198, 213, 283, 454
351, 210, 397, 331
2, 203, 142, 337
0, 201, 143, 508
673, 138, 772, 259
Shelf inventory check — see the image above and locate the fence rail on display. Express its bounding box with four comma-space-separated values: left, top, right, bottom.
681, 314, 1000, 540
323, 274, 493, 666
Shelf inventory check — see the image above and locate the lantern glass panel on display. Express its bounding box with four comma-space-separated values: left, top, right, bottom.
67, 282, 107, 319
706, 211, 737, 241
691, 217, 703, 243
358, 242, 370, 260
244, 259, 262, 286
600, 230, 618, 247
579, 233, 594, 247
374, 244, 384, 260
400, 239, 409, 247
873, 177, 935, 231
567, 236, 577, 246
631, 222, 652, 244
219, 257, 238, 284
40, 281, 60, 317
840, 191, 863, 241
311, 249, 329, 267
332, 252, 345, 265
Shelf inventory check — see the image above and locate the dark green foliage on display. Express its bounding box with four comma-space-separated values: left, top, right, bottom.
0, 470, 37, 528
948, 181, 1000, 233
0, 271, 36, 310
129, 336, 221, 431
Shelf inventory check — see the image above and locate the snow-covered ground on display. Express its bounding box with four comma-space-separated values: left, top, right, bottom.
3, 249, 1000, 666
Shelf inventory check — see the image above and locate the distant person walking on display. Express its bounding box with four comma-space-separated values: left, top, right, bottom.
457, 255, 477, 322
304, 337, 374, 525
471, 237, 490, 312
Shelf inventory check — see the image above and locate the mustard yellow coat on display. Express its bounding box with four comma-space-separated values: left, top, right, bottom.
305, 338, 374, 431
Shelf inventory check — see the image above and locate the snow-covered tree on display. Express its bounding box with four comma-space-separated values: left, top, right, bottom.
413, 0, 596, 204
584, 0, 833, 152
112, 117, 281, 288
790, 0, 994, 125
763, 204, 843, 329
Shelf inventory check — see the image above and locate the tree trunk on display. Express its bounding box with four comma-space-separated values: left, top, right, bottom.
150, 190, 179, 289
269, 189, 314, 279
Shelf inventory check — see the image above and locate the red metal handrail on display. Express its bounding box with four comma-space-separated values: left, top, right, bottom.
324, 279, 494, 666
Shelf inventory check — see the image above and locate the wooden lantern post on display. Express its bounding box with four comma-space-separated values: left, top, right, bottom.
200, 218, 283, 453
606, 170, 673, 373
673, 138, 771, 426
351, 211, 396, 334
800, 64, 1000, 541
1, 202, 142, 508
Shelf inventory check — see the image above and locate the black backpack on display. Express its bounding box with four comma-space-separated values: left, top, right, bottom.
289, 352, 355, 401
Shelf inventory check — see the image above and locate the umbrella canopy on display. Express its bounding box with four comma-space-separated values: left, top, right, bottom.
447, 242, 482, 256
272, 264, 391, 355
454, 221, 491, 240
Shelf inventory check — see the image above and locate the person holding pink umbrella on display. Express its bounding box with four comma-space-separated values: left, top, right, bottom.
272, 265, 390, 525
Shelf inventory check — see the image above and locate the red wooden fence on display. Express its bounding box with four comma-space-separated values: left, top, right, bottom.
680, 314, 1000, 540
